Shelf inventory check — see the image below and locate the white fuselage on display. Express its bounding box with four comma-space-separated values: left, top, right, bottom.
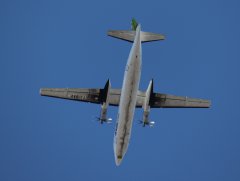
114, 25, 142, 166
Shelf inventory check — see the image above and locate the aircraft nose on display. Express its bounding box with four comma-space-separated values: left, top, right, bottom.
115, 155, 123, 166
115, 158, 122, 166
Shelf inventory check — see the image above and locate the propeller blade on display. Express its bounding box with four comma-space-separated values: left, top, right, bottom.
93, 116, 112, 124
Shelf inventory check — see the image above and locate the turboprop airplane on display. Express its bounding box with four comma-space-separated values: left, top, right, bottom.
40, 19, 211, 166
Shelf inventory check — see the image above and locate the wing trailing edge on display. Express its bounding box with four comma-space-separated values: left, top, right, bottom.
150, 93, 211, 108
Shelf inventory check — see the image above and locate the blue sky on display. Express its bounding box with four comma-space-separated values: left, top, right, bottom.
1, 0, 240, 180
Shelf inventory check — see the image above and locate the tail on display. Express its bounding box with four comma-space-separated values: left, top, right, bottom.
107, 18, 165, 43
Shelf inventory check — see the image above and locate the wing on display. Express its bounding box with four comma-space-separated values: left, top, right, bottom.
40, 88, 122, 106
40, 88, 210, 108
150, 93, 211, 108
40, 88, 101, 103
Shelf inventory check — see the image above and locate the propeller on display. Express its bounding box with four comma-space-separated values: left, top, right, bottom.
95, 117, 112, 124
138, 120, 155, 127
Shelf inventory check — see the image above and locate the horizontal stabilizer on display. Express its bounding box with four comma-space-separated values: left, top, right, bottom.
141, 31, 165, 42
107, 30, 165, 43
108, 30, 135, 42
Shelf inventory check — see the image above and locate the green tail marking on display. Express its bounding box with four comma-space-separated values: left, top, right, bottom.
131, 18, 138, 31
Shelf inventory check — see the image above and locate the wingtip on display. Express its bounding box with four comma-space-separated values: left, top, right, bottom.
39, 88, 43, 95
208, 100, 212, 108
39, 88, 48, 96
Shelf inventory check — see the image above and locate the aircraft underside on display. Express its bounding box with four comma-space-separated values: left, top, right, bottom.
40, 19, 211, 166
114, 25, 142, 165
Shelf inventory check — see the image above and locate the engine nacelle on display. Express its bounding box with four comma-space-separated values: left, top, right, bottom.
97, 79, 112, 124
140, 79, 155, 127
99, 102, 112, 123
140, 106, 155, 127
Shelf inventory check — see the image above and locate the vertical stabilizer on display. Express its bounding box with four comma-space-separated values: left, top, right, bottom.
131, 18, 138, 30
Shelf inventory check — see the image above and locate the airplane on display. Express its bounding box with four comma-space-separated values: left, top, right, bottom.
40, 19, 211, 166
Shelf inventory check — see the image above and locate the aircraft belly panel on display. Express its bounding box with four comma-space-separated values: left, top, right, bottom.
114, 26, 142, 165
